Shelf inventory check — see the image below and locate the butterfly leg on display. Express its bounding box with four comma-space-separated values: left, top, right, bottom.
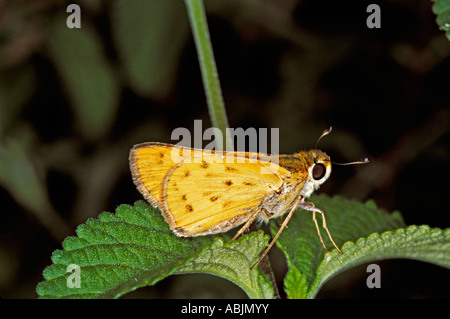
250, 196, 303, 269
298, 201, 343, 254
277, 214, 289, 229
231, 209, 262, 241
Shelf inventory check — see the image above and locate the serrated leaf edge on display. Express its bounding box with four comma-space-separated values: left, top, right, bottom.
306, 224, 450, 298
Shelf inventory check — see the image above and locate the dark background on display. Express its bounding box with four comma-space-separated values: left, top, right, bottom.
0, 0, 448, 298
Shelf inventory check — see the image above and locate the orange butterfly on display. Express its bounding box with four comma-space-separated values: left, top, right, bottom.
130, 127, 368, 268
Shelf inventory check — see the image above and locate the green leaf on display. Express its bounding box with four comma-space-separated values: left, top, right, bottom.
0, 65, 35, 134
271, 194, 405, 299
307, 225, 450, 298
112, 0, 188, 99
273, 194, 450, 299
45, 14, 120, 141
0, 127, 70, 241
175, 232, 274, 299
36, 201, 273, 299
432, 0, 450, 41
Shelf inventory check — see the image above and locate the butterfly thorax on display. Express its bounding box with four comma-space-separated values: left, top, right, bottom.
259, 149, 332, 220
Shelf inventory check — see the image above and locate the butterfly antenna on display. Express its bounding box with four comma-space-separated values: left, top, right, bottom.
332, 158, 370, 165
314, 126, 332, 149
314, 127, 370, 165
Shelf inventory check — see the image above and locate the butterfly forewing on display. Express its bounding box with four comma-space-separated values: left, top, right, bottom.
130, 143, 292, 236
130, 143, 198, 206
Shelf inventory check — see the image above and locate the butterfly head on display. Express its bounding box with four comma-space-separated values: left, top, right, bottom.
309, 126, 369, 185
305, 149, 332, 189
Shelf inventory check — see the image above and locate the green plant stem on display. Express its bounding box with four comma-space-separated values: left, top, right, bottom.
184, 0, 231, 149
184, 1, 278, 295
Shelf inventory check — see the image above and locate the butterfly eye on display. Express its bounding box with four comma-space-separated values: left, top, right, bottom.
312, 163, 326, 180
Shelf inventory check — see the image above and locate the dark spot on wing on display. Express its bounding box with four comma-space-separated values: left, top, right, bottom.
222, 201, 232, 208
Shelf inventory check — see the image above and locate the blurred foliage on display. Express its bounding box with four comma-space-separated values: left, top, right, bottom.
432, 0, 450, 41
0, 0, 449, 298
